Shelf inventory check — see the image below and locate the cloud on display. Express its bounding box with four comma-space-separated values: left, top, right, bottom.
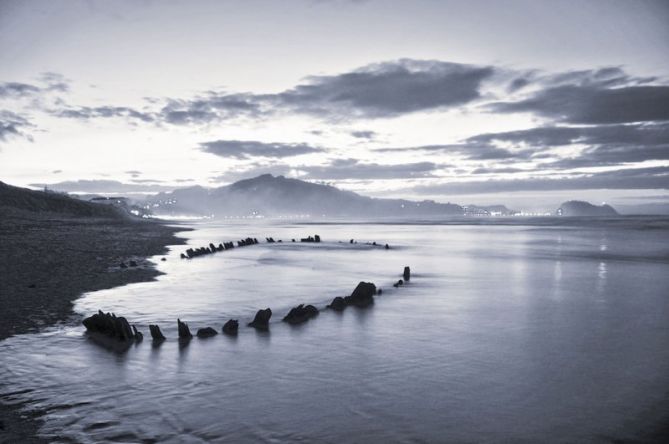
350, 130, 376, 139
0, 82, 40, 99
411, 166, 669, 195
491, 84, 669, 124
0, 73, 70, 99
210, 158, 440, 182
151, 59, 495, 125
158, 93, 261, 125
468, 123, 669, 168
28, 179, 177, 194
273, 59, 494, 119
199, 140, 324, 159
38, 72, 70, 93
299, 158, 439, 180
0, 111, 33, 142
53, 105, 154, 123
376, 143, 533, 161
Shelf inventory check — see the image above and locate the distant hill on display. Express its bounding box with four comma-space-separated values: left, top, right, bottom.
147, 174, 464, 218
0, 181, 126, 218
556, 200, 619, 216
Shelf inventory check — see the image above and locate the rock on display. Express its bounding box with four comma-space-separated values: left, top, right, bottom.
283, 304, 319, 325
248, 308, 272, 330
403, 266, 411, 281
350, 239, 354, 244
177, 318, 193, 339
180, 253, 187, 259
222, 319, 239, 335
149, 324, 165, 341
196, 327, 218, 338
132, 325, 143, 342
129, 260, 138, 267
327, 296, 346, 311
344, 282, 377, 308
82, 310, 136, 342
27, 283, 36, 288
377, 288, 383, 295
393, 279, 404, 288
314, 235, 321, 243
161, 257, 167, 261
119, 262, 128, 268
385, 244, 390, 249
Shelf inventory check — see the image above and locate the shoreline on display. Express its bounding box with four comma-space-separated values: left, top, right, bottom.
0, 214, 188, 443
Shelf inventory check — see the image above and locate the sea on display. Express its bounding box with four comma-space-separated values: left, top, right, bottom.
2, 217, 669, 443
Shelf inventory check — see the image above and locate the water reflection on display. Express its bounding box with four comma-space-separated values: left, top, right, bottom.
1, 222, 669, 443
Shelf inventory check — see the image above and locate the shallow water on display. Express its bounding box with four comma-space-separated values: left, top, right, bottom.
2, 219, 669, 443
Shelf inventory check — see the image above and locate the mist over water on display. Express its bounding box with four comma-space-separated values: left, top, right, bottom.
2, 219, 669, 443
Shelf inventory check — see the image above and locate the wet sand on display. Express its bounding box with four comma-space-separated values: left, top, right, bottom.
0, 214, 186, 443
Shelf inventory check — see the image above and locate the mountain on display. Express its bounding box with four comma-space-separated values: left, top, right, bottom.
147, 174, 464, 218
0, 181, 126, 218
555, 200, 619, 217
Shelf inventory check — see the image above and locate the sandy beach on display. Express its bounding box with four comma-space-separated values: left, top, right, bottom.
0, 213, 186, 443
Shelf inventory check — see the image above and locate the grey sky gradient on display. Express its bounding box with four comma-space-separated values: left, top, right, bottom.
1, 0, 668, 210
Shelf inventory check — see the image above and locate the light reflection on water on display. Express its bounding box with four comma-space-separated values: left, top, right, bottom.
1, 220, 669, 443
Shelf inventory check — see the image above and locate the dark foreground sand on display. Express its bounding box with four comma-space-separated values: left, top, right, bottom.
0, 214, 186, 443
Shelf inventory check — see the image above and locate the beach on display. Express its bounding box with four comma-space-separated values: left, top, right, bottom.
0, 214, 185, 443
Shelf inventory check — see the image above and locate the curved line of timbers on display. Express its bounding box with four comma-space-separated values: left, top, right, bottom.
82, 266, 412, 347
180, 234, 391, 259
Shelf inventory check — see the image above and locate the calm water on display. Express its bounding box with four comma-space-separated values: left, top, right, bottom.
2, 219, 669, 443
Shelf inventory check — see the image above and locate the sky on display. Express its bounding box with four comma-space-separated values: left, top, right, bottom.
1, 0, 668, 211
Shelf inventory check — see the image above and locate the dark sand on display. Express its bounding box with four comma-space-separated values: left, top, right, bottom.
0, 214, 187, 443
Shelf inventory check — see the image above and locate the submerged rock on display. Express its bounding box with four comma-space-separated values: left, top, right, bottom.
82, 310, 138, 342
196, 327, 218, 338
132, 325, 143, 342
222, 319, 239, 335
177, 318, 193, 339
283, 304, 319, 325
149, 324, 165, 341
403, 266, 411, 281
327, 296, 346, 311
344, 281, 377, 308
248, 308, 272, 330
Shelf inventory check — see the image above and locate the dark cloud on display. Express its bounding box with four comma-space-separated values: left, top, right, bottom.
491, 85, 669, 124
470, 167, 528, 174
411, 166, 669, 195
152, 59, 495, 125
0, 82, 40, 99
0, 73, 70, 99
299, 158, 439, 180
0, 111, 33, 142
350, 130, 376, 139
376, 143, 533, 161
468, 123, 669, 168
159, 93, 260, 125
28, 179, 177, 194
54, 106, 154, 123
199, 140, 324, 159
274, 59, 494, 119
